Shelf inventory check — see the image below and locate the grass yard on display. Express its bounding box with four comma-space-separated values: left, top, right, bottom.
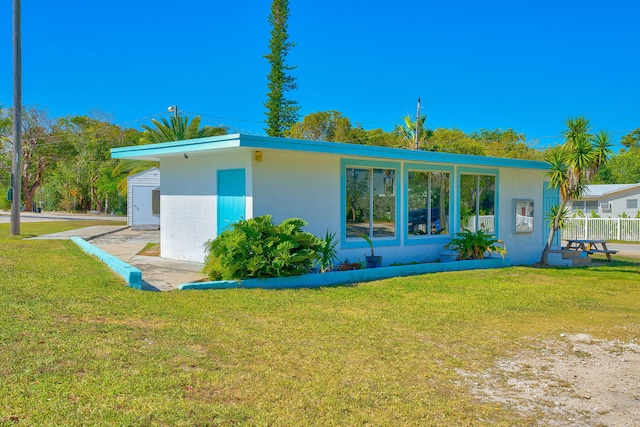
1, 222, 639, 426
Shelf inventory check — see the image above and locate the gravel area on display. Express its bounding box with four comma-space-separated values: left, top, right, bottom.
458, 333, 640, 426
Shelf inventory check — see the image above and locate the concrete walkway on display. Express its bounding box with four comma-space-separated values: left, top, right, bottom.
29, 225, 206, 291
89, 229, 206, 291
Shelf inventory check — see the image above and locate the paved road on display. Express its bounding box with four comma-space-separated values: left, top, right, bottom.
0, 210, 126, 223
605, 243, 640, 257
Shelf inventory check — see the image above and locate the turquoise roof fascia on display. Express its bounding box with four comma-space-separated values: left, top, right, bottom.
111, 133, 549, 170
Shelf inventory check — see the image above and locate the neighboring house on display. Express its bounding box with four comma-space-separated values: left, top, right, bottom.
127, 167, 160, 230
112, 134, 551, 266
569, 183, 640, 218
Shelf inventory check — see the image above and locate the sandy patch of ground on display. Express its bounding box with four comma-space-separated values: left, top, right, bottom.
458, 334, 640, 426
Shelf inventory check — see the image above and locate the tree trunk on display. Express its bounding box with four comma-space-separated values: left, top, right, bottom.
22, 181, 39, 212
539, 201, 566, 265
91, 187, 103, 213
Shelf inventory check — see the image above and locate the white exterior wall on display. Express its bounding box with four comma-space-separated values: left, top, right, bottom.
496, 168, 546, 265
252, 151, 341, 238
602, 189, 640, 217
160, 151, 252, 262
571, 188, 640, 218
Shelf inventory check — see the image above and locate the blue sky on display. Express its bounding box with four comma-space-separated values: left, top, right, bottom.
1, 1, 639, 151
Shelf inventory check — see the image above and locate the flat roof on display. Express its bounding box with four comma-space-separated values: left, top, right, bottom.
111, 133, 549, 170
583, 183, 640, 198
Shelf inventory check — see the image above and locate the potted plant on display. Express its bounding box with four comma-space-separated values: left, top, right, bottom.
443, 228, 507, 260
360, 234, 382, 268
438, 249, 459, 263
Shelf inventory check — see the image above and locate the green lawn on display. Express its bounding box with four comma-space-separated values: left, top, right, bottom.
1, 222, 639, 426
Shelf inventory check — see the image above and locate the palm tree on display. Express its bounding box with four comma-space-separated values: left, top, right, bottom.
140, 115, 226, 144
539, 117, 613, 265
394, 115, 432, 150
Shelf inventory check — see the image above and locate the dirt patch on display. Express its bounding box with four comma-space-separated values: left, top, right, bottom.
137, 243, 160, 256
458, 334, 640, 426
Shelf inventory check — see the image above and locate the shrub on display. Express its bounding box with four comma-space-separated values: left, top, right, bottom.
204, 215, 320, 280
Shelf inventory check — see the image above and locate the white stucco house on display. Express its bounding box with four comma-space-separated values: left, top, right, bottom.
569, 183, 640, 218
111, 134, 553, 266
126, 167, 160, 230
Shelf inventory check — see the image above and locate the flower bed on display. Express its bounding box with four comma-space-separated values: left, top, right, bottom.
178, 256, 511, 290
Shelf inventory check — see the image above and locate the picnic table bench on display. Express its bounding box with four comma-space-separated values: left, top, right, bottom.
564, 239, 618, 262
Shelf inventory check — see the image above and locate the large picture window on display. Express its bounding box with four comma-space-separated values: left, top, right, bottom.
460, 174, 496, 233
346, 167, 396, 238
408, 171, 450, 236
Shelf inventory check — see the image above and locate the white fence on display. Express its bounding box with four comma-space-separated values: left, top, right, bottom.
465, 215, 495, 233
563, 218, 640, 242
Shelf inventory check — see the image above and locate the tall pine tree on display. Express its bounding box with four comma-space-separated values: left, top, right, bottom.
264, 0, 299, 137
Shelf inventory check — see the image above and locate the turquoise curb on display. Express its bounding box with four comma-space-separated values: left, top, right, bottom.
178, 257, 511, 290
71, 237, 143, 289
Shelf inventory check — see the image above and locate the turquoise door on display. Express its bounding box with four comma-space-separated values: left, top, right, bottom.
542, 182, 560, 246
217, 169, 246, 235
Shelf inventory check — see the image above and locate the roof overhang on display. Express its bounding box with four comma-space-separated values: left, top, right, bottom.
111, 133, 549, 170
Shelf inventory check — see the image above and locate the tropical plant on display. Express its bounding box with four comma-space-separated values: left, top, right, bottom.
316, 230, 340, 272
539, 117, 613, 265
360, 233, 375, 257
140, 115, 226, 145
203, 215, 320, 280
544, 205, 571, 231
444, 228, 506, 260
393, 114, 432, 150
112, 159, 159, 196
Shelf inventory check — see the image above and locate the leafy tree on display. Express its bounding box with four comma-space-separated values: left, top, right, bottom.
428, 128, 485, 155
0, 107, 12, 192
620, 128, 640, 149
0, 107, 62, 211
139, 115, 226, 145
348, 126, 402, 147
52, 115, 130, 212
285, 110, 351, 141
597, 146, 640, 183
264, 0, 299, 137
539, 117, 613, 265
470, 128, 541, 160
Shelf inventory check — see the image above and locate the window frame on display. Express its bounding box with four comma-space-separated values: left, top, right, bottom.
457, 167, 499, 236
341, 159, 401, 250
404, 163, 453, 245
626, 198, 638, 209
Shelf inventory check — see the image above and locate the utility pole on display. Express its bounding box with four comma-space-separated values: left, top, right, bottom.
10, 0, 22, 236
414, 98, 421, 150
